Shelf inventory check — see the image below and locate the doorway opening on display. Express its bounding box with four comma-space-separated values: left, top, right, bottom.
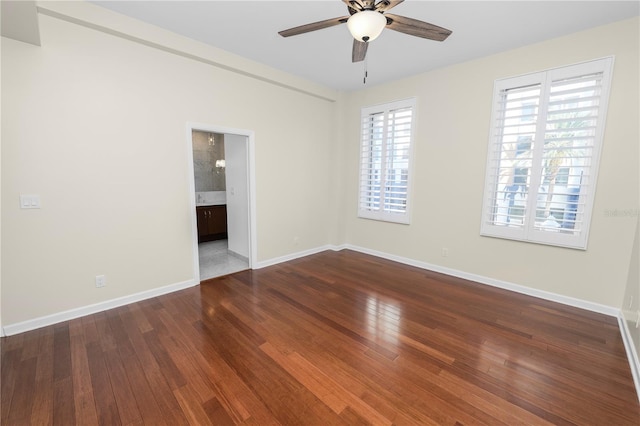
186, 123, 256, 282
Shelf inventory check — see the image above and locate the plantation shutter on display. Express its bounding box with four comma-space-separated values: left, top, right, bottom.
483, 81, 542, 236
358, 98, 416, 224
533, 72, 605, 234
481, 58, 613, 249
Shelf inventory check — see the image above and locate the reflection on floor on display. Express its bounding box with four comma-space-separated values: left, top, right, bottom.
198, 239, 249, 281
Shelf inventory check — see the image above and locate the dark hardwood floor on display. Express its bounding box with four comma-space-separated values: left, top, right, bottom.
2, 249, 639, 425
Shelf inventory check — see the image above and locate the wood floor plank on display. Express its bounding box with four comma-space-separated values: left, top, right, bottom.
142, 330, 188, 390
80, 313, 100, 345
124, 325, 190, 426
451, 359, 585, 425
185, 321, 273, 424
20, 328, 43, 361
31, 340, 55, 426
2, 249, 638, 425
126, 304, 154, 334
1, 348, 21, 425
201, 396, 236, 426
131, 305, 195, 424
173, 384, 214, 426
196, 315, 344, 424
6, 356, 38, 425
85, 341, 121, 425
52, 376, 76, 425
103, 348, 143, 425
137, 301, 244, 416
93, 311, 118, 353
52, 324, 72, 382
259, 342, 349, 414
69, 326, 99, 425
116, 345, 169, 426
256, 286, 496, 424
268, 287, 400, 361
154, 309, 217, 403
137, 366, 190, 426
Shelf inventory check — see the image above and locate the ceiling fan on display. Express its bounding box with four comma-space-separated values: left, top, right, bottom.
278, 0, 452, 63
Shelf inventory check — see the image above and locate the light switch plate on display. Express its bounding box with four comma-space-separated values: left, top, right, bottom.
20, 194, 41, 209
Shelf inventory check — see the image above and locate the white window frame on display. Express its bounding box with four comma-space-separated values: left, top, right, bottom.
358, 97, 416, 224
480, 57, 614, 250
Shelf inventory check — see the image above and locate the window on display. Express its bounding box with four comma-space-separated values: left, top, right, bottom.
358, 98, 416, 224
480, 58, 613, 249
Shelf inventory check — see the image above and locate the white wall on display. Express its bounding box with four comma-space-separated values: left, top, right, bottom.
1, 2, 338, 326
340, 17, 639, 309
225, 133, 250, 259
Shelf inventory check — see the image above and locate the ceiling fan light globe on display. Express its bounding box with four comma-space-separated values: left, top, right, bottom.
347, 10, 386, 42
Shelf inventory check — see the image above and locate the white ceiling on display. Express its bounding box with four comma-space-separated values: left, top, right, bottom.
90, 1, 639, 91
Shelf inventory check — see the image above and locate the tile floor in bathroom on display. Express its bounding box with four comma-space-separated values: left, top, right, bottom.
198, 239, 249, 281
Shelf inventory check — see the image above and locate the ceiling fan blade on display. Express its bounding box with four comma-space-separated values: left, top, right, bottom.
374, 0, 404, 12
352, 40, 368, 62
385, 13, 452, 41
278, 16, 349, 37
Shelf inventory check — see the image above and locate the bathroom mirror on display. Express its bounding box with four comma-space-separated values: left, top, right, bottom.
192, 130, 226, 192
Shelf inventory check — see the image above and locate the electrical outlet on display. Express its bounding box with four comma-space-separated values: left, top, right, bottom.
294, 236, 299, 246
441, 248, 449, 257
630, 296, 634, 309
95, 275, 106, 288
636, 311, 640, 329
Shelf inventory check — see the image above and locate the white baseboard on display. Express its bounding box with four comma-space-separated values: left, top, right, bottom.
254, 242, 618, 316
228, 250, 249, 263
0, 243, 624, 342
342, 244, 620, 317
1, 245, 339, 336
619, 313, 640, 403
253, 244, 338, 269
2, 279, 197, 336
1, 244, 621, 330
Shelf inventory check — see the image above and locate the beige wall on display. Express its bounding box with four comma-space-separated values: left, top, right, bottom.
1, 2, 638, 329
1, 6, 338, 325
622, 218, 639, 354
341, 17, 639, 308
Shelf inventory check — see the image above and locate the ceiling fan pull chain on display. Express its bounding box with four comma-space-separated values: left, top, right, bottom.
363, 54, 368, 84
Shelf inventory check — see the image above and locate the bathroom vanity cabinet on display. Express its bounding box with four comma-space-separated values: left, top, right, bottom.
196, 205, 228, 242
